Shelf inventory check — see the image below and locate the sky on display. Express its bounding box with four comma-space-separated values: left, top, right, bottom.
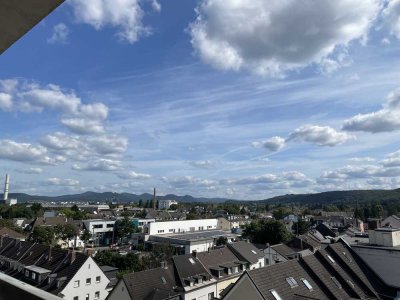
2, 0, 400, 200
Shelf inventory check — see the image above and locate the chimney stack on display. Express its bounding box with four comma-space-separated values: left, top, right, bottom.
153, 187, 156, 210
3, 174, 9, 201
192, 250, 197, 258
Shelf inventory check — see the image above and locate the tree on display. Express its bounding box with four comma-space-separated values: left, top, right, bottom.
138, 199, 143, 207
30, 203, 43, 218
169, 204, 178, 211
273, 207, 290, 220
243, 219, 292, 245
31, 226, 54, 245
80, 229, 92, 245
216, 236, 227, 246
115, 217, 136, 242
292, 219, 311, 235
54, 224, 78, 246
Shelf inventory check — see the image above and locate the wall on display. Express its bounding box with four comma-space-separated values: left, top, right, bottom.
61, 256, 110, 300
106, 280, 131, 300
147, 219, 218, 235
183, 283, 216, 300
369, 229, 400, 247
221, 275, 263, 300
216, 276, 240, 297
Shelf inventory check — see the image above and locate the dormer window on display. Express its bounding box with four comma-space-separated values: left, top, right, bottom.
327, 255, 335, 264
286, 277, 298, 288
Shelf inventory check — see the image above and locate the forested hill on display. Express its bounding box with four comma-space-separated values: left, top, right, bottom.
4, 189, 400, 205
259, 189, 400, 205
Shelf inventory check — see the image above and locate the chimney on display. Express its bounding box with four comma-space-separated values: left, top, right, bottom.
153, 188, 157, 210
3, 174, 9, 201
48, 246, 52, 262
160, 261, 168, 269
192, 250, 197, 258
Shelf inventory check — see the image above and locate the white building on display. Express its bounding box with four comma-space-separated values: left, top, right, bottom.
83, 219, 116, 246
158, 199, 178, 210
369, 227, 400, 247
144, 219, 218, 235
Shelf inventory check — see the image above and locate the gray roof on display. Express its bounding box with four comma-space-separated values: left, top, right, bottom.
228, 241, 264, 264
122, 266, 179, 300
172, 254, 210, 286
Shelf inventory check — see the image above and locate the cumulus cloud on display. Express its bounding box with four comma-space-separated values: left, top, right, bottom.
61, 118, 105, 135
343, 89, 400, 133
162, 176, 217, 189
0, 139, 64, 165
252, 136, 285, 152
0, 93, 12, 111
189, 0, 381, 76
287, 125, 353, 146
188, 160, 215, 169
117, 171, 151, 180
69, 0, 151, 43
47, 23, 69, 44
72, 159, 123, 171
46, 177, 80, 186
382, 150, 400, 167
15, 167, 43, 174
382, 0, 400, 38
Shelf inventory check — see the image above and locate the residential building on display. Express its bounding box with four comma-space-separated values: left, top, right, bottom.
158, 199, 178, 210
0, 237, 110, 300
144, 219, 218, 235
83, 219, 115, 246
222, 239, 395, 299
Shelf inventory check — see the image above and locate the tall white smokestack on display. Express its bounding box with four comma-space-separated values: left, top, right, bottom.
3, 174, 9, 201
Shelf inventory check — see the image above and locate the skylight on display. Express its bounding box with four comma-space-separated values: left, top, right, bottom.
251, 250, 257, 254
188, 258, 195, 264
331, 277, 342, 289
286, 277, 298, 288
327, 255, 335, 264
161, 276, 166, 284
270, 289, 282, 300
301, 278, 313, 290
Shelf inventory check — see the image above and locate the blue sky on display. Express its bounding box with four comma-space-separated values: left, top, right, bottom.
2, 0, 400, 199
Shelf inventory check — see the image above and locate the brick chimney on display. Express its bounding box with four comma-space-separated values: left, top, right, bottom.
192, 250, 197, 258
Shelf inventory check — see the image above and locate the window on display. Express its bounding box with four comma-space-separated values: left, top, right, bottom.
93, 224, 103, 229
188, 258, 195, 264
94, 291, 100, 300
301, 278, 313, 290
106, 224, 114, 228
96, 276, 101, 283
31, 272, 36, 280
251, 250, 257, 254
25, 270, 29, 277
85, 294, 89, 300
73, 297, 79, 300
347, 280, 355, 288
286, 277, 298, 288
161, 276, 167, 284
74, 280, 80, 288
157, 230, 164, 233
331, 277, 342, 289
169, 229, 174, 232
270, 289, 282, 300
208, 292, 214, 300
86, 278, 91, 285
199, 226, 204, 230
327, 255, 335, 264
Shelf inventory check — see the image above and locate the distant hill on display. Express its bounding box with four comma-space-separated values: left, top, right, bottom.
3, 192, 233, 203
3, 188, 400, 205
259, 189, 400, 205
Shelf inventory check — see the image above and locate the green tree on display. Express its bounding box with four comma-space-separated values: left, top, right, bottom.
31, 226, 54, 245
169, 204, 178, 211
80, 229, 92, 244
273, 207, 290, 220
115, 217, 136, 242
138, 199, 143, 207
292, 219, 311, 235
30, 203, 43, 218
243, 219, 292, 245
54, 224, 78, 245
216, 236, 227, 246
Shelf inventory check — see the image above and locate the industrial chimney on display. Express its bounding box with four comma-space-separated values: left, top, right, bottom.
3, 174, 9, 201
153, 187, 156, 210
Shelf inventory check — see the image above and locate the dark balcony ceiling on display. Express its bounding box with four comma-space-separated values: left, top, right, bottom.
0, 0, 65, 54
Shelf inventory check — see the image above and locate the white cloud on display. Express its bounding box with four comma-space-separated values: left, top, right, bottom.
46, 177, 80, 186
287, 125, 353, 146
190, 0, 381, 76
252, 136, 285, 152
188, 160, 215, 169
382, 150, 400, 167
383, 0, 400, 38
87, 134, 128, 154
150, 0, 161, 12
343, 88, 400, 133
47, 23, 69, 44
61, 118, 105, 134
117, 171, 151, 180
0, 139, 63, 165
72, 159, 123, 171
15, 167, 43, 174
0, 93, 12, 111
69, 0, 151, 43
162, 176, 217, 189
